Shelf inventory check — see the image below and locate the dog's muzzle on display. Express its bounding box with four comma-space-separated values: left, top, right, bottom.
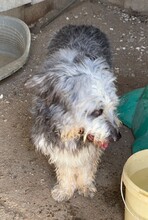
79, 127, 121, 150
87, 131, 121, 150
87, 134, 109, 150
107, 121, 122, 143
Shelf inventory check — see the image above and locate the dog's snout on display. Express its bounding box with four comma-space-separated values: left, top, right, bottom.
108, 129, 121, 142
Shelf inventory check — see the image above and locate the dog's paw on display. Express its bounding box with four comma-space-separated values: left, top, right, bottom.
78, 183, 97, 198
51, 185, 74, 202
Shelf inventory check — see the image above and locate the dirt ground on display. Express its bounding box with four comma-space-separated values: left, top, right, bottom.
0, 0, 148, 219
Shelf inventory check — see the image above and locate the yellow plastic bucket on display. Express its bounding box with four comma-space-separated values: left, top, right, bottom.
121, 150, 148, 220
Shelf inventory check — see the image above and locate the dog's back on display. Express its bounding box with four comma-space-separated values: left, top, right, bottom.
48, 25, 112, 67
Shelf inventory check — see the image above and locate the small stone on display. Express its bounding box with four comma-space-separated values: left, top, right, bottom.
84, 11, 88, 15
115, 67, 120, 73
40, 179, 45, 184
0, 94, 3, 99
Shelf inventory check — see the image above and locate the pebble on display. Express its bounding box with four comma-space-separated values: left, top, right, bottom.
0, 94, 3, 99
40, 179, 45, 184
83, 11, 88, 16
74, 15, 78, 19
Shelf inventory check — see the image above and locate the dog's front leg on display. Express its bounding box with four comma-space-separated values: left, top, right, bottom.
76, 163, 98, 198
76, 147, 100, 198
51, 165, 77, 202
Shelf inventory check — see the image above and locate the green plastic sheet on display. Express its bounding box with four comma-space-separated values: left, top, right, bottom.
118, 86, 148, 153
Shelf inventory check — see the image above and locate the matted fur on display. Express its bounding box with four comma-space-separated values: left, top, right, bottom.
26, 25, 121, 202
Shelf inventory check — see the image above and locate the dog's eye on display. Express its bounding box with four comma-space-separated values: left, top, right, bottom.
91, 109, 103, 117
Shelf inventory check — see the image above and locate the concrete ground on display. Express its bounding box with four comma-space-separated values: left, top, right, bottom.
0, 1, 148, 219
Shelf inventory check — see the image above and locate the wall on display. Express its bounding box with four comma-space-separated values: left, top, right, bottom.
102, 0, 148, 14
0, 0, 47, 12
124, 0, 148, 14
0, 0, 53, 24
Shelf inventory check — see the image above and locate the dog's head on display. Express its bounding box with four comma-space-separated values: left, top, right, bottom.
64, 64, 121, 150
26, 49, 121, 150
75, 90, 121, 150
57, 51, 121, 150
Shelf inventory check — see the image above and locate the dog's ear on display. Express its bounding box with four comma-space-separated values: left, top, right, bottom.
25, 74, 47, 90
25, 72, 72, 109
25, 73, 54, 98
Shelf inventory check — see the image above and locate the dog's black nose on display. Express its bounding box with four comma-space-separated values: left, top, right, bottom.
108, 131, 121, 142
116, 131, 121, 141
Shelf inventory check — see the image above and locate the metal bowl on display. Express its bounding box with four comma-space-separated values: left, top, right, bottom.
0, 16, 31, 81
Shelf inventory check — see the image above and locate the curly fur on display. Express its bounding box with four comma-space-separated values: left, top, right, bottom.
26, 25, 121, 202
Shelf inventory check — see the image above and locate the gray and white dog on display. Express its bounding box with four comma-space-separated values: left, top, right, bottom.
26, 25, 121, 202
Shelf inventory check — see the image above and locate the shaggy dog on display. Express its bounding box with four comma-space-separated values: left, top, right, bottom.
26, 25, 121, 202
